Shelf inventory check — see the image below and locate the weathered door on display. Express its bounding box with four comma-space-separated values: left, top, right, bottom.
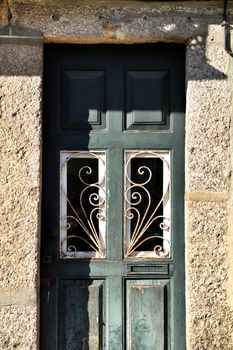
41, 44, 185, 350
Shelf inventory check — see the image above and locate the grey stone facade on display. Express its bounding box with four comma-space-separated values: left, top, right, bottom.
0, 1, 233, 349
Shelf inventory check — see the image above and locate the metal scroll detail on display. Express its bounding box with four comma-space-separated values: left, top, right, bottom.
60, 152, 106, 258
124, 151, 170, 258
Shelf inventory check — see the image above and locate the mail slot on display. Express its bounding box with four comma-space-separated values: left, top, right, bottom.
127, 264, 169, 275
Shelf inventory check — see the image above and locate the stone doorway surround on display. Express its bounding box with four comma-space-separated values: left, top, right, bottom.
0, 1, 233, 349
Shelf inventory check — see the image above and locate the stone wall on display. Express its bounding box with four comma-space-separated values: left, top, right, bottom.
0, 1, 233, 349
186, 32, 233, 349
0, 42, 42, 349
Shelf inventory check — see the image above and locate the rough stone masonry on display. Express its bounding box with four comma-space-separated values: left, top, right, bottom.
0, 1, 233, 349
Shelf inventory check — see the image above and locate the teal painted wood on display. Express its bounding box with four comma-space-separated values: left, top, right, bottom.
107, 149, 123, 261
41, 44, 185, 350
107, 276, 124, 350
126, 279, 169, 350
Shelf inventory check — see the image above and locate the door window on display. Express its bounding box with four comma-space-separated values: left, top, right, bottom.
124, 150, 170, 258
60, 151, 106, 259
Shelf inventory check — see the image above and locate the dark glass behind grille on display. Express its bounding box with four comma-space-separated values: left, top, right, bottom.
130, 157, 163, 251
67, 158, 99, 252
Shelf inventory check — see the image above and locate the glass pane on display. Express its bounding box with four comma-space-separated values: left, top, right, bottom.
124, 151, 170, 259
60, 151, 106, 259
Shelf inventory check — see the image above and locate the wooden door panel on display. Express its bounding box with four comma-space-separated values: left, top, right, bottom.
126, 279, 169, 350
125, 70, 170, 130
59, 280, 105, 350
61, 70, 106, 130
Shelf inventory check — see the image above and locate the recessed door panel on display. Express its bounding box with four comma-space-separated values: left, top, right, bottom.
61, 71, 106, 130
125, 71, 170, 130
59, 280, 104, 350
126, 279, 169, 350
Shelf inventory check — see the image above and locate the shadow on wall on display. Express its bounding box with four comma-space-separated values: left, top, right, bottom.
0, 19, 229, 80
186, 33, 227, 80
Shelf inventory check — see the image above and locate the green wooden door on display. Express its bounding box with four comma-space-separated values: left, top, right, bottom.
41, 44, 185, 350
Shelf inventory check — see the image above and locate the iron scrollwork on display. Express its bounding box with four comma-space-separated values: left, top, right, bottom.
124, 151, 171, 258
60, 151, 106, 258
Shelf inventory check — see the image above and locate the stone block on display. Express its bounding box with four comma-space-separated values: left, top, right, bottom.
5, 2, 223, 43
186, 201, 233, 349
186, 42, 231, 192
0, 305, 38, 350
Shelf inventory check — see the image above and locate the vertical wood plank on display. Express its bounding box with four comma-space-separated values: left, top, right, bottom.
107, 276, 123, 350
